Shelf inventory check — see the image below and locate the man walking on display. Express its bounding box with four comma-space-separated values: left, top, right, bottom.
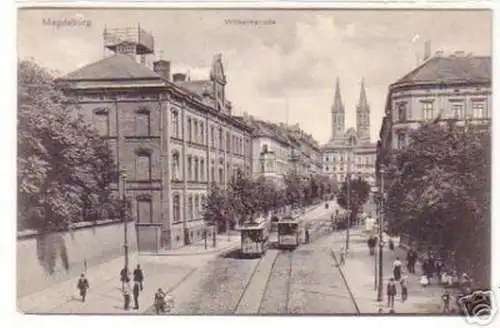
77, 273, 90, 303
387, 278, 397, 309
133, 282, 140, 310
120, 266, 130, 289
406, 248, 417, 274
133, 264, 144, 291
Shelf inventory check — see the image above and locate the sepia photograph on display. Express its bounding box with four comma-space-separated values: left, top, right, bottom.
16, 6, 493, 320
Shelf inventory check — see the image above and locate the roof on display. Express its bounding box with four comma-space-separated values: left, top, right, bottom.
62, 54, 162, 81
396, 55, 491, 85
175, 80, 213, 97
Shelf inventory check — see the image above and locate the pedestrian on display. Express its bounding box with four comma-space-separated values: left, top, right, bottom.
133, 282, 140, 310
400, 276, 408, 302
305, 228, 310, 244
435, 258, 444, 284
393, 257, 402, 281
426, 258, 434, 284
368, 236, 376, 256
123, 281, 131, 310
339, 247, 346, 266
441, 289, 451, 313
419, 274, 429, 287
133, 264, 144, 291
387, 278, 397, 309
406, 248, 417, 274
388, 238, 395, 251
120, 266, 130, 289
77, 273, 90, 302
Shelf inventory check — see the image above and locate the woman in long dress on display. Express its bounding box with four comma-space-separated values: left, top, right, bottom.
393, 257, 402, 281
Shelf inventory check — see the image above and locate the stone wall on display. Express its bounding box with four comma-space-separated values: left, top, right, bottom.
17, 220, 137, 298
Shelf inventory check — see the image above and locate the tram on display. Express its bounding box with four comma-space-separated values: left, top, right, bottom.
277, 217, 302, 249
240, 219, 270, 257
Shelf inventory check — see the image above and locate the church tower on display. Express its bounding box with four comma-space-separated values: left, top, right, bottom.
330, 78, 345, 140
356, 78, 371, 142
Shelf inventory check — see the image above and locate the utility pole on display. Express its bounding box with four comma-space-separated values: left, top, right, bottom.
345, 173, 351, 252
377, 166, 385, 302
119, 169, 129, 269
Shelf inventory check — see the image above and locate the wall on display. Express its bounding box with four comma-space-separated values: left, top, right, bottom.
17, 221, 137, 298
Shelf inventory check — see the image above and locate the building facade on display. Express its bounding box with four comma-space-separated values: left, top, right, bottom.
238, 115, 322, 187
322, 78, 377, 185
376, 52, 492, 188
58, 26, 252, 250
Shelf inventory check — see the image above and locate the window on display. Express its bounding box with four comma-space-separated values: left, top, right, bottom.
136, 197, 152, 223
172, 151, 180, 180
325, 166, 329, 171
187, 195, 193, 221
200, 122, 205, 144
200, 158, 205, 181
422, 102, 434, 121
187, 118, 192, 142
93, 108, 109, 137
136, 107, 151, 136
194, 121, 199, 143
135, 150, 152, 181
226, 132, 231, 151
210, 126, 215, 147
397, 102, 407, 122
397, 133, 406, 149
187, 156, 193, 181
325, 157, 329, 162
173, 194, 181, 223
219, 167, 224, 184
171, 110, 179, 138
472, 101, 487, 119
211, 162, 215, 182
194, 157, 199, 181
219, 128, 223, 150
196, 195, 201, 219
450, 101, 465, 120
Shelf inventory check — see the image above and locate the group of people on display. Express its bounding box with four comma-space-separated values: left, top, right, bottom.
385, 257, 408, 312
120, 264, 145, 310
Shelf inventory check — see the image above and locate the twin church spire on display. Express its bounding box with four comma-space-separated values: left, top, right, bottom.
331, 78, 371, 142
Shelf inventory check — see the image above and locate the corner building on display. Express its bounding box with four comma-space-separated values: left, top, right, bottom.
59, 27, 252, 250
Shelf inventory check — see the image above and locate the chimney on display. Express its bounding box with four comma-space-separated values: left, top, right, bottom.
172, 73, 187, 83
453, 50, 465, 57
423, 40, 431, 61
153, 60, 171, 81
435, 50, 444, 57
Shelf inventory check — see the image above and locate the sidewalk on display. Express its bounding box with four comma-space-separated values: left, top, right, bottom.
331, 229, 444, 314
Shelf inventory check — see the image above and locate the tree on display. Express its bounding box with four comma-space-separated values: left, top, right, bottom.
384, 121, 491, 288
228, 169, 260, 224
18, 59, 118, 274
203, 183, 232, 230
284, 171, 305, 208
336, 176, 370, 223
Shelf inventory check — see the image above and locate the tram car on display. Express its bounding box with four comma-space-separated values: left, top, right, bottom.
277, 217, 302, 249
239, 218, 270, 257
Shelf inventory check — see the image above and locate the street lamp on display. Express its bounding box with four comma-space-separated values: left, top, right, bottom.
119, 169, 129, 269
345, 173, 351, 252
376, 165, 386, 302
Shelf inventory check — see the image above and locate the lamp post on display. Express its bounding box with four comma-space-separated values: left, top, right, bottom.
119, 169, 129, 269
376, 165, 385, 302
345, 173, 351, 252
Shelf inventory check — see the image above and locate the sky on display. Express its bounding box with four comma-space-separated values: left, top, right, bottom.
17, 9, 492, 144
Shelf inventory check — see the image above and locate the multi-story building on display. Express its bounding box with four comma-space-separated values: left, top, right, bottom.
376, 51, 492, 188
322, 78, 377, 186
238, 114, 322, 187
58, 26, 252, 250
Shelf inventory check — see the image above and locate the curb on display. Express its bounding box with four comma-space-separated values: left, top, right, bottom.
140, 242, 240, 257
329, 248, 361, 314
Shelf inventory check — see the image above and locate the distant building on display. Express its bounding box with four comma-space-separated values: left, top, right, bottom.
58, 26, 252, 250
377, 51, 492, 189
322, 78, 377, 186
236, 115, 323, 187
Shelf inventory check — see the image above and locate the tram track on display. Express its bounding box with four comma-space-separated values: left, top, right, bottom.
329, 248, 361, 314
232, 255, 266, 314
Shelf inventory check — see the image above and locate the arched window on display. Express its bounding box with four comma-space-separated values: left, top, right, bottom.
211, 160, 215, 182
187, 118, 192, 142
200, 158, 205, 181
194, 120, 199, 143
194, 195, 200, 219
187, 156, 193, 181
172, 151, 180, 181
187, 195, 193, 221
172, 194, 181, 222
219, 128, 224, 150
135, 107, 151, 136
171, 109, 179, 138
136, 194, 152, 223
194, 157, 199, 181
135, 148, 152, 181
93, 107, 110, 137
200, 122, 205, 144
218, 167, 224, 185
226, 131, 231, 151
262, 144, 269, 154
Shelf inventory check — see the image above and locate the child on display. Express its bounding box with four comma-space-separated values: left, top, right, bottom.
420, 274, 429, 287
441, 289, 451, 313
77, 273, 90, 302
400, 276, 408, 302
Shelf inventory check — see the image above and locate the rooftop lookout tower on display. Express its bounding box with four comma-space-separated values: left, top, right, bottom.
103, 24, 155, 64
